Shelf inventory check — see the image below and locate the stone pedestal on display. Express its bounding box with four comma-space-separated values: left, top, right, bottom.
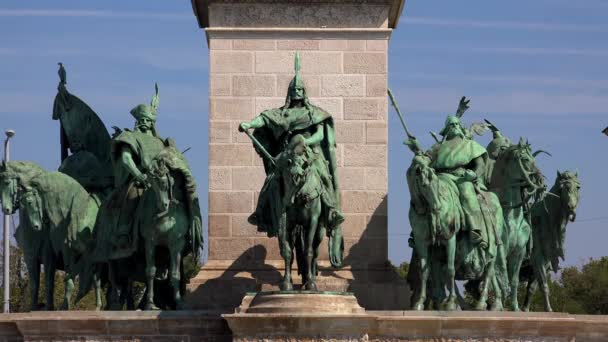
188, 0, 409, 313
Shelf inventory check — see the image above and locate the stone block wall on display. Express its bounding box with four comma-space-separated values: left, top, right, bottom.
208, 38, 389, 268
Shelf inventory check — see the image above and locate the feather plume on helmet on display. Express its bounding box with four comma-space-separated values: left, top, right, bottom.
439, 96, 470, 137
130, 83, 159, 122
130, 83, 160, 137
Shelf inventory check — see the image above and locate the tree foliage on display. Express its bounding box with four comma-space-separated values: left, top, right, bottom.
1, 245, 203, 312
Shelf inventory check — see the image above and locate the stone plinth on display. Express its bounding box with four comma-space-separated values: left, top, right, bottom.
189, 0, 409, 313
0, 311, 605, 342
223, 311, 608, 342
0, 311, 231, 342
235, 291, 365, 314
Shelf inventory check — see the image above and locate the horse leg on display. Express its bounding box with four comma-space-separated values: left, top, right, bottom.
169, 243, 184, 309
43, 248, 56, 311
523, 278, 537, 312
303, 201, 321, 291
536, 263, 552, 312
278, 218, 294, 291
25, 256, 40, 311
93, 267, 102, 311
475, 263, 493, 311
144, 240, 158, 310
107, 261, 122, 310
60, 249, 74, 310
490, 274, 504, 311
507, 252, 523, 311
412, 236, 429, 311
444, 237, 458, 311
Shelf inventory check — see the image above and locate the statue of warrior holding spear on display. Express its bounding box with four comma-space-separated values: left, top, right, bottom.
238, 53, 345, 289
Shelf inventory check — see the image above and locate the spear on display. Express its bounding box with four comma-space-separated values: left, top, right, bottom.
242, 129, 276, 167
387, 88, 415, 139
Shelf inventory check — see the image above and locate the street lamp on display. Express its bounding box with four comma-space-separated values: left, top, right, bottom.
3, 129, 14, 313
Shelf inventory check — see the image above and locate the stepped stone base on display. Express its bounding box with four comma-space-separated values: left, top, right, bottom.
184, 260, 411, 313
236, 291, 365, 314
0, 310, 605, 341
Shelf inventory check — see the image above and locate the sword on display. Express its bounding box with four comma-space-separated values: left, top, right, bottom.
388, 88, 415, 139
242, 129, 276, 167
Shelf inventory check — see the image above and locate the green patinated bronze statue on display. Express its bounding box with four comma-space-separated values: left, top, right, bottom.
91, 84, 202, 310
400, 96, 508, 311
522, 170, 580, 312
0, 65, 203, 311
238, 52, 344, 291
396, 90, 578, 312
1, 161, 103, 311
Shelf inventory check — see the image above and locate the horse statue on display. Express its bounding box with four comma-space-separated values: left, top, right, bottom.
270, 135, 330, 291
407, 153, 508, 311
521, 170, 580, 312
138, 146, 203, 309
0, 161, 102, 310
487, 138, 547, 311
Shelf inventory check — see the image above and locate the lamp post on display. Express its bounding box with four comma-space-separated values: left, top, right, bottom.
3, 129, 14, 313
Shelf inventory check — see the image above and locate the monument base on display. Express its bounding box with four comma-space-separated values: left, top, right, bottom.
235, 291, 365, 314
224, 310, 608, 342
0, 310, 605, 341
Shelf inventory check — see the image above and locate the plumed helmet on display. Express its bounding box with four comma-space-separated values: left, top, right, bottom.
287, 51, 306, 93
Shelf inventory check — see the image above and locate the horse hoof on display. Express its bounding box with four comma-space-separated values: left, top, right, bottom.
280, 281, 293, 291
474, 303, 487, 311
144, 303, 160, 311
445, 301, 458, 311
303, 281, 318, 291
413, 302, 425, 311
491, 302, 504, 312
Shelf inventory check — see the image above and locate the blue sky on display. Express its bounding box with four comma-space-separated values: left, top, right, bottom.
0, 1, 606, 267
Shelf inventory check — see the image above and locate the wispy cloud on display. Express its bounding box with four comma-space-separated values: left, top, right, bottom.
392, 87, 608, 116
400, 44, 608, 58
0, 47, 207, 71
402, 73, 608, 90
0, 9, 189, 20
405, 16, 608, 33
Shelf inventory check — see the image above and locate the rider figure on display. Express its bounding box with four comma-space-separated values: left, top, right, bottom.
95, 85, 167, 258
431, 114, 489, 248
238, 52, 345, 266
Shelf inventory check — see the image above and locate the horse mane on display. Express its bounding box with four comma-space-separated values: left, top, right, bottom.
153, 147, 198, 198
152, 146, 203, 256
2, 161, 46, 185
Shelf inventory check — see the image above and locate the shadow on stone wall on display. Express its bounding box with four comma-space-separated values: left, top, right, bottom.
187, 196, 410, 311
322, 195, 412, 310
186, 245, 282, 313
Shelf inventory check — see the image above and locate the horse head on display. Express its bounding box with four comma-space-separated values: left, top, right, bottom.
555, 171, 581, 222
149, 156, 175, 217
276, 134, 316, 203
0, 161, 23, 215
19, 187, 43, 231
408, 154, 442, 213
500, 138, 547, 201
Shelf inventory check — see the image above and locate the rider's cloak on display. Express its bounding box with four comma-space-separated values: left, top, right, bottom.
93, 130, 165, 261
432, 136, 487, 170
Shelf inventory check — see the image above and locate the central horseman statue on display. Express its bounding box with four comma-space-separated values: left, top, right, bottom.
238, 52, 344, 291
